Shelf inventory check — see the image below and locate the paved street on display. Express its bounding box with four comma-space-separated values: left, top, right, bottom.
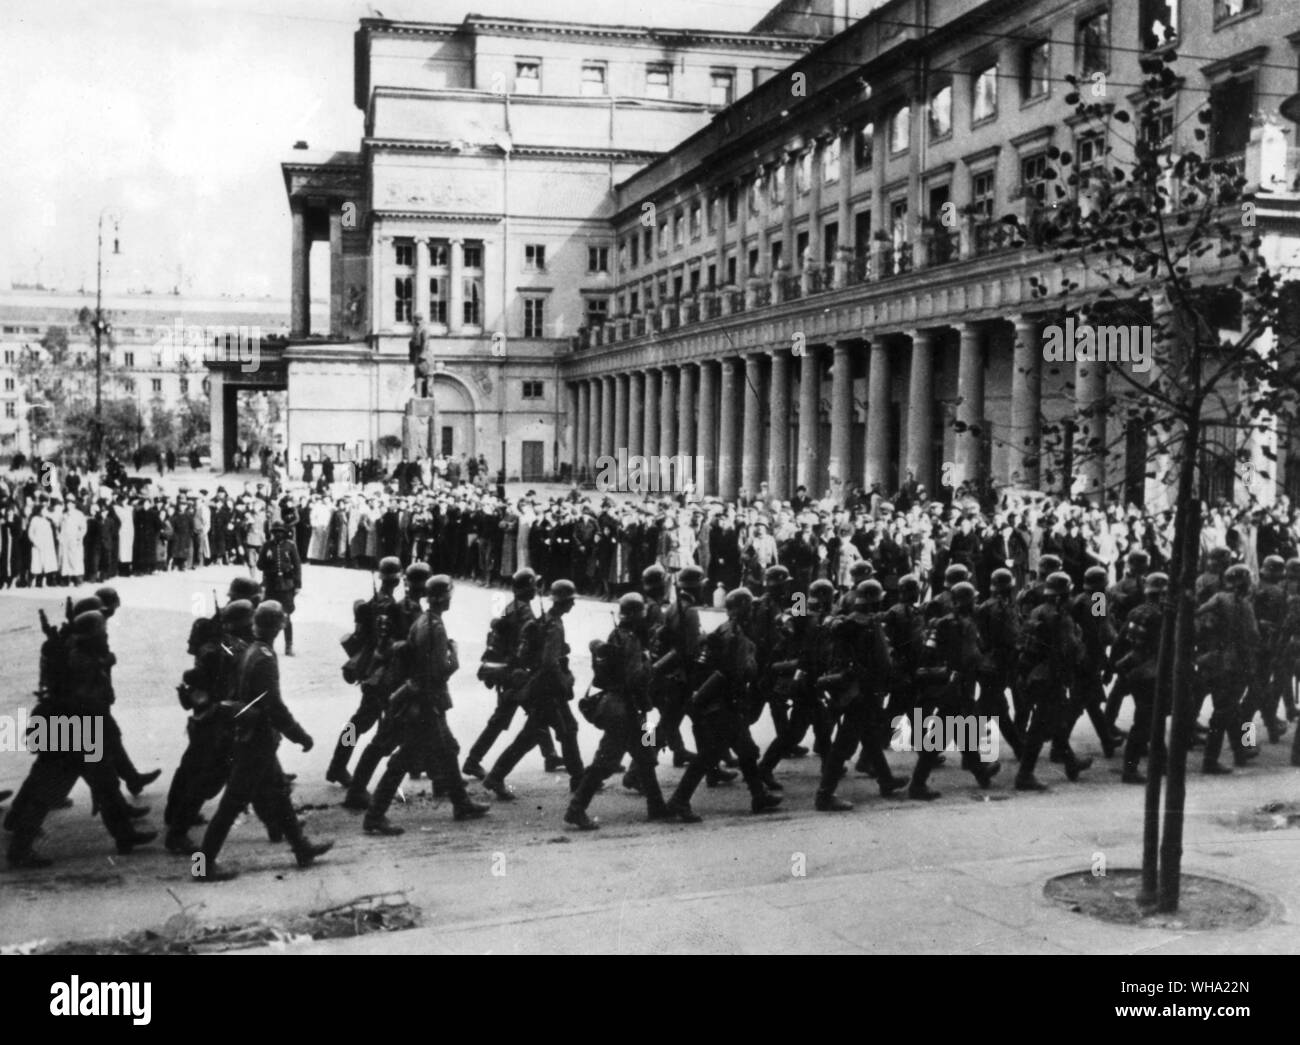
1, 564, 1297, 954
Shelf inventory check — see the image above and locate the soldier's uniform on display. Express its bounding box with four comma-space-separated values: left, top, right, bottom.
1111, 575, 1167, 783
1243, 559, 1289, 742
650, 568, 707, 768
258, 525, 302, 654
1063, 569, 1119, 759
1195, 567, 1259, 773
881, 578, 926, 745
974, 577, 1024, 760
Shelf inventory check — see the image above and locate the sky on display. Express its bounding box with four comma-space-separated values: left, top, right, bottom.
1, 0, 780, 302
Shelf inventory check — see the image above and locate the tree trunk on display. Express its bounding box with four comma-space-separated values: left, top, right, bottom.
1157, 418, 1202, 913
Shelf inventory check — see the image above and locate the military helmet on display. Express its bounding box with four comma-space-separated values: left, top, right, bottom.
253, 601, 285, 633
1038, 554, 1063, 575
854, 579, 885, 608
1207, 546, 1232, 568
1143, 572, 1170, 595
222, 599, 255, 628
549, 579, 577, 604
764, 564, 792, 589
378, 556, 402, 578
1286, 558, 1300, 582
228, 576, 262, 601
677, 565, 706, 593
618, 592, 646, 619
898, 574, 921, 598
271, 519, 288, 534
1083, 566, 1109, 591
943, 563, 970, 587
641, 564, 667, 594
950, 581, 977, 609
71, 609, 105, 637
511, 568, 538, 595
809, 578, 836, 603
849, 561, 874, 580
405, 561, 433, 585
1045, 572, 1073, 597
990, 568, 1014, 593
1224, 563, 1252, 588
425, 574, 454, 600
1262, 555, 1285, 581
1126, 548, 1151, 571
94, 586, 121, 611
72, 595, 104, 617
724, 588, 754, 614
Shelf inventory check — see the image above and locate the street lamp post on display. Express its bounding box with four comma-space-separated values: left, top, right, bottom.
93, 208, 121, 463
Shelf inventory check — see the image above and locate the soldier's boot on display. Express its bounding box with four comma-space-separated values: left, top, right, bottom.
165, 829, 198, 854
813, 755, 851, 811
1014, 743, 1049, 791
6, 814, 52, 869
481, 771, 516, 801
864, 744, 908, 796
325, 732, 355, 787
1201, 720, 1231, 774
345, 740, 387, 806
907, 750, 941, 800
564, 805, 599, 830
621, 762, 643, 793
1121, 752, 1147, 784
751, 782, 783, 814
126, 768, 162, 797
364, 817, 404, 836
1062, 750, 1092, 782
705, 764, 737, 787
282, 811, 331, 867
366, 762, 404, 824
283, 617, 294, 656
116, 829, 158, 855
450, 787, 490, 821
565, 768, 603, 827
1086, 704, 1115, 758
1292, 719, 1300, 768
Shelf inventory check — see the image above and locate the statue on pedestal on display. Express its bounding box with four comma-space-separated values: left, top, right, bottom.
410, 315, 431, 397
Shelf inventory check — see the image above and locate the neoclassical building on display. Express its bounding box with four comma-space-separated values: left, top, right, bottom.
229, 0, 1300, 501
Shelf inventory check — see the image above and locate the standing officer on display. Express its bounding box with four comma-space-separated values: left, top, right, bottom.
1015, 572, 1091, 791
662, 588, 783, 822
1196, 563, 1259, 775
259, 520, 302, 656
193, 602, 331, 881
565, 593, 670, 830
481, 580, 586, 798
363, 576, 490, 834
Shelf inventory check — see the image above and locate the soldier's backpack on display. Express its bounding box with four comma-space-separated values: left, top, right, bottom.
477, 611, 517, 686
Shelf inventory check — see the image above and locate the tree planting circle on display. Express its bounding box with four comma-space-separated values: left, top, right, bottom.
1044, 869, 1271, 931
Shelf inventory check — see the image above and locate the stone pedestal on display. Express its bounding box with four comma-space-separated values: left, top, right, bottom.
404, 396, 438, 459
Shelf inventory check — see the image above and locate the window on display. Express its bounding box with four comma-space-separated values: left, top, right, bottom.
773, 163, 787, 203
1213, 0, 1257, 25
395, 242, 414, 267
629, 290, 639, 313
855, 122, 874, 169
674, 212, 685, 247
690, 204, 702, 238
972, 170, 996, 221
1141, 107, 1174, 158
971, 66, 998, 123
1021, 152, 1050, 202
463, 242, 483, 269
747, 247, 759, 277
121, 377, 134, 393
123, 351, 135, 367
797, 150, 813, 192
726, 256, 737, 284
522, 380, 545, 399
3, 378, 12, 392
928, 84, 952, 139
588, 246, 609, 274
586, 298, 609, 327
889, 104, 911, 152
889, 198, 908, 248
523, 297, 545, 337
726, 187, 739, 222
429, 241, 448, 267
822, 223, 837, 268
1076, 132, 1106, 183
581, 63, 606, 96
179, 377, 188, 395
3, 350, 12, 364
514, 60, 541, 95
1077, 11, 1110, 76
1140, 0, 1178, 48
1210, 77, 1255, 158
151, 378, 162, 394
658, 222, 669, 253
689, 268, 701, 293
646, 64, 672, 100
822, 136, 841, 183
524, 243, 546, 272
395, 276, 413, 322
429, 276, 448, 324
1022, 41, 1050, 100
710, 69, 735, 107
771, 240, 783, 271
4, 402, 13, 419
463, 278, 482, 326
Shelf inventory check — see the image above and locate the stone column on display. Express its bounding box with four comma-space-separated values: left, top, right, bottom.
628, 371, 645, 458
864, 338, 891, 490
829, 340, 854, 501
291, 199, 310, 337
1009, 317, 1042, 488
677, 363, 696, 460
329, 203, 345, 336
566, 383, 579, 476
741, 352, 764, 496
781, 150, 797, 275
659, 366, 678, 462
614, 372, 629, 453
413, 235, 429, 331
714, 187, 728, 287
904, 329, 934, 490
576, 380, 590, 477
1075, 350, 1107, 503
769, 347, 791, 498
588, 378, 602, 475
370, 230, 386, 335
644, 368, 661, 464
448, 237, 465, 335
835, 126, 853, 286
698, 361, 718, 495
806, 138, 824, 276
796, 346, 820, 493
737, 175, 750, 288
955, 323, 985, 488
600, 375, 616, 461
756, 165, 772, 281
718, 357, 740, 500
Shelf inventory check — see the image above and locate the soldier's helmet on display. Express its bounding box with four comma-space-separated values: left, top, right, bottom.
271, 520, 288, 535
1084, 566, 1109, 591
1143, 572, 1170, 595
222, 599, 255, 628
619, 592, 647, 620
72, 595, 104, 617
228, 576, 262, 601
677, 565, 706, 594
950, 581, 977, 609
405, 562, 433, 588
1224, 564, 1252, 590
94, 586, 121, 611
512, 568, 538, 596
943, 563, 970, 587
378, 556, 402, 579
990, 568, 1015, 593
1038, 554, 1062, 576
898, 574, 921, 599
1126, 548, 1151, 572
425, 574, 454, 602
853, 579, 884, 608
1045, 572, 1073, 597
1207, 546, 1232, 569
764, 564, 792, 590
549, 579, 577, 605
641, 564, 668, 595
1262, 555, 1285, 582
253, 601, 286, 634
809, 578, 836, 604
1286, 558, 1300, 583
849, 560, 874, 581
72, 609, 105, 637
724, 588, 754, 615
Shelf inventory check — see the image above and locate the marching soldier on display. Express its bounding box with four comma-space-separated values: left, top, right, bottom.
364, 575, 490, 834
661, 588, 782, 822
565, 593, 670, 830
1103, 549, 1151, 737
1111, 572, 1168, 784
749, 565, 801, 746
95, 587, 162, 798
1060, 566, 1119, 760
650, 564, 706, 768
1243, 555, 1289, 743
974, 568, 1024, 760
258, 520, 302, 656
481, 580, 586, 798
881, 573, 926, 749
1196, 563, 1259, 774
925, 563, 970, 622
1015, 572, 1091, 791
1016, 553, 1062, 617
